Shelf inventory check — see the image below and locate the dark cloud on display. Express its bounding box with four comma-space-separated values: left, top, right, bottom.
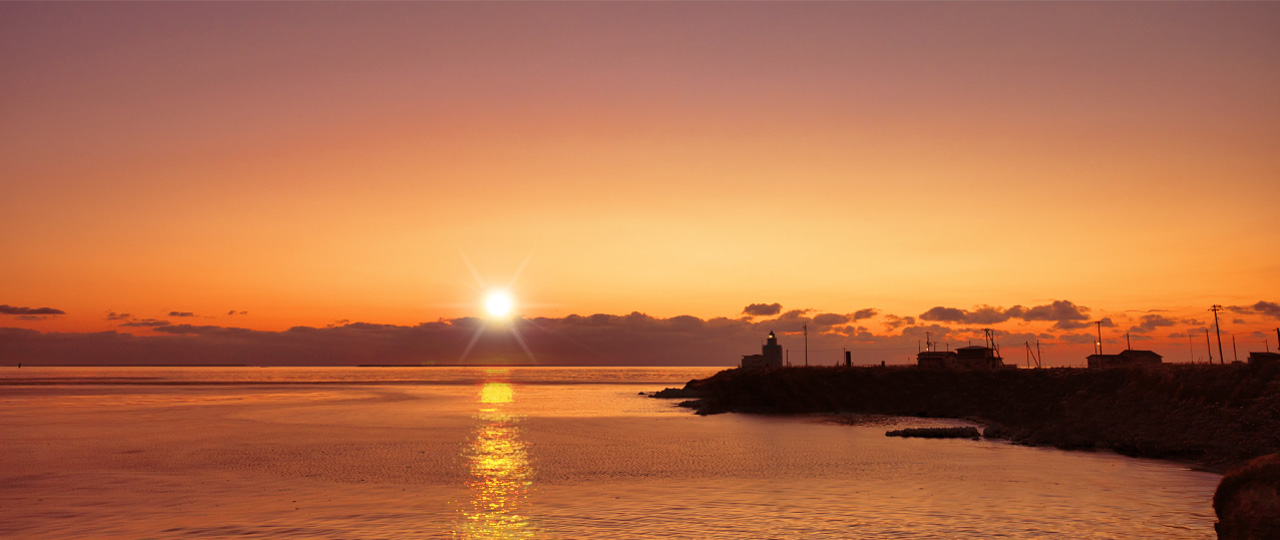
1, 304, 65, 315
106, 312, 131, 321
119, 319, 170, 328
852, 308, 879, 321
882, 315, 915, 330
1229, 301, 1280, 319
168, 311, 196, 317
16, 315, 47, 321
227, 310, 249, 316
1129, 314, 1179, 333
1232, 318, 1246, 325
919, 307, 967, 323
919, 300, 1093, 330
811, 313, 849, 326
742, 303, 782, 317
1010, 300, 1090, 324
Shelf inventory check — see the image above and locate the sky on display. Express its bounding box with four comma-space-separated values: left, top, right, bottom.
2, 2, 1278, 366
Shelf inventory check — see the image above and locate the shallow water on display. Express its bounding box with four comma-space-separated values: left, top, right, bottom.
0, 367, 1219, 539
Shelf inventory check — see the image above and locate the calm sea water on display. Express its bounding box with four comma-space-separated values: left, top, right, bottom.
1, 367, 1219, 539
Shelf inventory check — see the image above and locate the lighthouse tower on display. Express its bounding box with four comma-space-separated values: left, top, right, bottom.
762, 331, 783, 367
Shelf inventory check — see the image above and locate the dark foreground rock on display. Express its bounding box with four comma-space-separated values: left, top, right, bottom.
655, 363, 1280, 471
886, 426, 981, 439
1215, 453, 1280, 539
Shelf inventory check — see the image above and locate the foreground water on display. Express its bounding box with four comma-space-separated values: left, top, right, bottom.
1, 367, 1219, 539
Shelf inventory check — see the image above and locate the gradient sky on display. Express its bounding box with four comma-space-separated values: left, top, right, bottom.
3, 2, 1278, 365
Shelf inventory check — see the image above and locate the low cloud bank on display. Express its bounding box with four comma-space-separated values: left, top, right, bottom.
1, 311, 1007, 367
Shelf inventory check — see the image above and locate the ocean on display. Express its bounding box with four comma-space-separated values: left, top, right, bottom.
0, 366, 1219, 539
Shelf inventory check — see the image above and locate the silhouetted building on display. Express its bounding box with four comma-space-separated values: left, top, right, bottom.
1248, 351, 1280, 366
742, 330, 784, 369
916, 350, 956, 369
917, 346, 1006, 369
1087, 349, 1163, 369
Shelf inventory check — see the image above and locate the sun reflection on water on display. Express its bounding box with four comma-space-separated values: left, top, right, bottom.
456, 380, 537, 540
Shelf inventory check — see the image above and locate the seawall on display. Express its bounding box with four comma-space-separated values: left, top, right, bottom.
659, 363, 1280, 471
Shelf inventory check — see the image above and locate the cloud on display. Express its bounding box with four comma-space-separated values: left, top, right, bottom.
168, 311, 195, 317
1, 304, 65, 316
1010, 300, 1090, 324
1129, 314, 1179, 333
811, 313, 849, 326
919, 300, 1092, 330
919, 307, 967, 323
851, 308, 879, 321
0, 310, 945, 368
119, 319, 170, 328
227, 310, 249, 316
1229, 301, 1280, 319
106, 312, 132, 321
882, 315, 915, 330
742, 303, 782, 317
1061, 333, 1100, 345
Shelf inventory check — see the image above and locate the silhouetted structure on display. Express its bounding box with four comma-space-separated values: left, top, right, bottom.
916, 330, 1006, 369
916, 350, 957, 369
1247, 352, 1280, 366
741, 331, 783, 369
917, 346, 1007, 369
1087, 349, 1163, 369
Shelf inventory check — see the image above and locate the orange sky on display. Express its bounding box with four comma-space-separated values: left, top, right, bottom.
2, 2, 1278, 363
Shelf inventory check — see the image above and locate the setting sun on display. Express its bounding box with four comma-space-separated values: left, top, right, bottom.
485, 291, 514, 319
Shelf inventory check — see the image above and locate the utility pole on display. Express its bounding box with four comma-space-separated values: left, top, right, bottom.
1189, 333, 1195, 363
1095, 321, 1103, 355
1232, 335, 1238, 363
1211, 305, 1226, 365
1125, 332, 1131, 351
803, 324, 808, 367
1205, 329, 1213, 364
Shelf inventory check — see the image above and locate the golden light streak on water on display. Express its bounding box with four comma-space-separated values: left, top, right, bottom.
455, 380, 538, 540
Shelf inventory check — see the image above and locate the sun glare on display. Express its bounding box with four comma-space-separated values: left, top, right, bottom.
485, 290, 514, 318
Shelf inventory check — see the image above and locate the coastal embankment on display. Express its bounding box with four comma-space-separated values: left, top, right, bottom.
656, 363, 1280, 472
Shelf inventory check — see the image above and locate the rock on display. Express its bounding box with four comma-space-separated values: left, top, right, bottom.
982, 424, 1010, 440
651, 386, 700, 399
885, 426, 981, 440
1215, 453, 1280, 540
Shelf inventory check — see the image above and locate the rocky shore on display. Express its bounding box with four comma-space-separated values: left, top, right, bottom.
654, 363, 1280, 472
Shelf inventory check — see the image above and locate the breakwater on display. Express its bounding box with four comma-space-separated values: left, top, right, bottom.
657, 363, 1280, 471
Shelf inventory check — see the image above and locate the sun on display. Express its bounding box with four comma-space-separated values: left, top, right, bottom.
484, 290, 514, 318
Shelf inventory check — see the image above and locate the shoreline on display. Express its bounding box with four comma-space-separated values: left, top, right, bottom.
654, 363, 1280, 473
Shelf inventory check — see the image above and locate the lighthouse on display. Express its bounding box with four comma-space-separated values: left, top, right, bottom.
742, 330, 784, 369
